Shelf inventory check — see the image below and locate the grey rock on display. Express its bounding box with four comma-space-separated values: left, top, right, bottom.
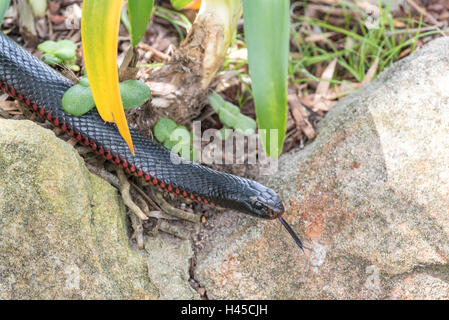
0, 119, 158, 299
145, 235, 200, 300
195, 37, 449, 299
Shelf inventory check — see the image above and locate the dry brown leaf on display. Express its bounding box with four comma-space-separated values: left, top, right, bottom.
361, 57, 379, 86
393, 19, 406, 28
287, 94, 316, 140
327, 82, 361, 100
0, 101, 19, 112
313, 100, 337, 112
315, 58, 337, 97
305, 32, 336, 43
398, 47, 412, 59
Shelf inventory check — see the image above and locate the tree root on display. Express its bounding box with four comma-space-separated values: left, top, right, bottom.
116, 168, 148, 221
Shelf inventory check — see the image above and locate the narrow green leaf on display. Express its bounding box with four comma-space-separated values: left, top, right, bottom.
170, 0, 192, 10
242, 0, 289, 157
0, 0, 10, 25
128, 0, 154, 47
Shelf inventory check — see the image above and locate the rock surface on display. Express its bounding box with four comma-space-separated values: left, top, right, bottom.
0, 119, 159, 299
195, 37, 449, 299
145, 236, 199, 300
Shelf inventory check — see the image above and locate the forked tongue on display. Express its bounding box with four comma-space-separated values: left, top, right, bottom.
278, 216, 309, 252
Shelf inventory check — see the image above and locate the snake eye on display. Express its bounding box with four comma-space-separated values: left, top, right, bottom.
253, 200, 264, 211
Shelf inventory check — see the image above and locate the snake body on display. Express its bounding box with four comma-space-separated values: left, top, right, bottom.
0, 32, 284, 219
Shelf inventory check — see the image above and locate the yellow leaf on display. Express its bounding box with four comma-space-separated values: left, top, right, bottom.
185, 0, 201, 10
81, 0, 134, 154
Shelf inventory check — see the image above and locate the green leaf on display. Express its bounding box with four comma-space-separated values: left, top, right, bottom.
53, 40, 77, 60
242, 0, 289, 157
0, 0, 10, 25
62, 78, 150, 117
163, 139, 177, 150
209, 92, 256, 135
38, 40, 58, 53
170, 0, 192, 10
81, 0, 135, 154
119, 80, 151, 109
169, 126, 192, 160
234, 113, 256, 135
154, 117, 178, 142
209, 93, 240, 115
217, 108, 238, 128
38, 40, 77, 59
38, 40, 77, 65
42, 53, 62, 65
128, 0, 154, 47
169, 126, 191, 145
154, 118, 196, 161
68, 64, 81, 72
79, 76, 90, 87
62, 84, 96, 117
209, 92, 226, 113
223, 102, 240, 115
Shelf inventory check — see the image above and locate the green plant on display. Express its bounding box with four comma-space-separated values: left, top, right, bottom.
153, 5, 192, 40
153, 117, 197, 161
289, 1, 440, 86
81, 0, 290, 157
0, 0, 10, 24
38, 40, 80, 71
242, 0, 289, 157
122, 0, 154, 47
170, 0, 192, 10
209, 92, 256, 139
62, 76, 150, 117
81, 0, 155, 154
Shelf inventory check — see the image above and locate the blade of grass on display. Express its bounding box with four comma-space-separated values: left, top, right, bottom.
128, 0, 154, 47
242, 0, 289, 157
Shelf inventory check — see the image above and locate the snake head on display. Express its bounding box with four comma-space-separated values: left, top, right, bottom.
246, 195, 284, 219
235, 180, 285, 219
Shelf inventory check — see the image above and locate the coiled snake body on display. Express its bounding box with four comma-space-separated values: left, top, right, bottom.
0, 33, 304, 249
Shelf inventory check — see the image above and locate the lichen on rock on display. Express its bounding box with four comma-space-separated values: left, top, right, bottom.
194, 37, 449, 299
0, 119, 158, 299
